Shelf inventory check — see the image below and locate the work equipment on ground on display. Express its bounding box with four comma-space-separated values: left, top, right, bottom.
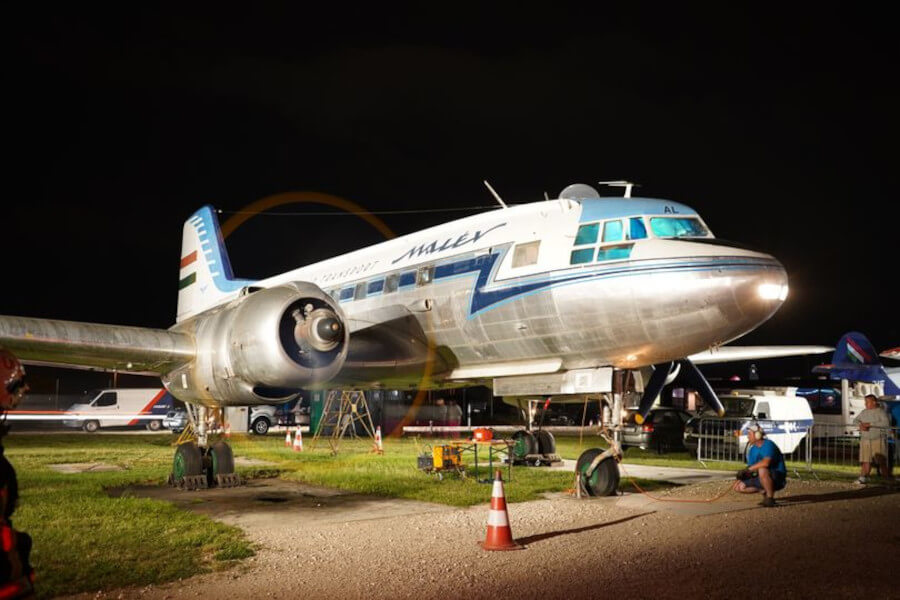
417, 444, 465, 480
309, 390, 379, 455
510, 429, 562, 466
480, 470, 523, 551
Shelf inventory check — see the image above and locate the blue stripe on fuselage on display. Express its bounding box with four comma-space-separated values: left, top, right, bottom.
430, 251, 781, 319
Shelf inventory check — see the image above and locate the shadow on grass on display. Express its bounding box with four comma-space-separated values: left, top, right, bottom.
516, 512, 654, 546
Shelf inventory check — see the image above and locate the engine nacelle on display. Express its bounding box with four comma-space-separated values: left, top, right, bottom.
162, 282, 348, 407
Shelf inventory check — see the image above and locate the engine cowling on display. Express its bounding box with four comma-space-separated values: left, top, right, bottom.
162, 282, 348, 406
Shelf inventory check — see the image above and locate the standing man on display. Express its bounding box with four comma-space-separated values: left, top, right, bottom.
1, 348, 34, 597
734, 423, 787, 507
447, 400, 463, 439
853, 394, 891, 484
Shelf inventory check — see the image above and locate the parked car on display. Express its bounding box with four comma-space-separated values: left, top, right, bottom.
163, 409, 188, 433
621, 407, 693, 453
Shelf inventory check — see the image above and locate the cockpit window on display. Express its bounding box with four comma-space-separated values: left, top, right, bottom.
574, 223, 599, 245
602, 220, 623, 242
628, 217, 647, 240
649, 217, 708, 238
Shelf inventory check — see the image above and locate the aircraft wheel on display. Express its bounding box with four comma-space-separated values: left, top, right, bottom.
536, 430, 556, 455
207, 441, 235, 485
576, 448, 620, 497
511, 430, 537, 461
172, 442, 203, 483
83, 420, 99, 433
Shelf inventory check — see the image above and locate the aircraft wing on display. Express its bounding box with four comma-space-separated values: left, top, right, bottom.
688, 345, 833, 365
881, 347, 900, 360
0, 315, 195, 375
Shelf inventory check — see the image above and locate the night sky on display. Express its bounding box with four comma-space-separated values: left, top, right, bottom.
8, 6, 898, 380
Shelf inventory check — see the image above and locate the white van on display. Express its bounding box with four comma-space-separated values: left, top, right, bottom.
796, 380, 883, 436
63, 388, 174, 432
684, 388, 814, 454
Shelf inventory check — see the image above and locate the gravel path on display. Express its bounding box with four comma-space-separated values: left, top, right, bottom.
66, 478, 899, 599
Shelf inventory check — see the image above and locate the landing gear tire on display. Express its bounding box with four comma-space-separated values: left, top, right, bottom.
512, 430, 537, 461
536, 430, 556, 455
576, 448, 620, 497
83, 420, 99, 433
207, 441, 235, 486
172, 442, 204, 485
146, 419, 162, 432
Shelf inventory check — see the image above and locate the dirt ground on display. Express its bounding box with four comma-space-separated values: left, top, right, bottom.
69, 477, 899, 599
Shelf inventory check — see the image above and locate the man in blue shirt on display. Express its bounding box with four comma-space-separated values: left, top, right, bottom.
733, 423, 787, 507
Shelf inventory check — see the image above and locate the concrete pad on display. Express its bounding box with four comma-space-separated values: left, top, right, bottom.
550, 458, 734, 485
48, 462, 125, 473
616, 491, 750, 516
109, 478, 454, 530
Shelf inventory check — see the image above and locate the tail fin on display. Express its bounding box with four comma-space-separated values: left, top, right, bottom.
176, 206, 255, 322
833, 332, 880, 366
813, 332, 900, 395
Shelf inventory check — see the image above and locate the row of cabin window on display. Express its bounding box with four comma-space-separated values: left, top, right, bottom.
329, 242, 544, 303
330, 265, 436, 302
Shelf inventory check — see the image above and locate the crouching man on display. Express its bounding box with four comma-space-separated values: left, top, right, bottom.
733, 423, 787, 508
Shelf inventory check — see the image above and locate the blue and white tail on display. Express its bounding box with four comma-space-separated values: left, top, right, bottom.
813, 332, 900, 395
176, 206, 255, 322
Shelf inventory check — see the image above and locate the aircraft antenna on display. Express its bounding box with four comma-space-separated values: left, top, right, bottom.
483, 180, 508, 209
597, 180, 637, 198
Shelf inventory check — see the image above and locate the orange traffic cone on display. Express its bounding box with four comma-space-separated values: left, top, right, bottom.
285, 429, 293, 447
372, 425, 384, 454
224, 422, 231, 438
293, 427, 304, 452
480, 470, 523, 551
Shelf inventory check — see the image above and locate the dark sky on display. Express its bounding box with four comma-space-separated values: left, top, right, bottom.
8, 6, 898, 364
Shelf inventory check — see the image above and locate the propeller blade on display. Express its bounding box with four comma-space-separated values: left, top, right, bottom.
678, 358, 725, 416
635, 361, 674, 424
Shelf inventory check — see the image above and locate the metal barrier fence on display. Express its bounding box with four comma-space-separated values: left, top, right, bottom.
690, 418, 899, 477
807, 422, 898, 475
691, 418, 812, 474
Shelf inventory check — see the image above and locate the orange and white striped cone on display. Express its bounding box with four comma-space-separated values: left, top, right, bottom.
480, 470, 523, 551
372, 426, 384, 454
285, 429, 293, 447
224, 422, 231, 438
293, 427, 304, 452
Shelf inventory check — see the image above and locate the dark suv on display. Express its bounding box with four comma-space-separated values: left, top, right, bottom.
621, 407, 693, 453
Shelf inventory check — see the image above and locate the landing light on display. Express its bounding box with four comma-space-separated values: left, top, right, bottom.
757, 283, 789, 301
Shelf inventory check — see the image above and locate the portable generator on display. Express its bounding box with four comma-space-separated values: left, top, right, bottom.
417, 444, 464, 479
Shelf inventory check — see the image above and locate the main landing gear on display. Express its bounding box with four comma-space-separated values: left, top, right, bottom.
169, 405, 240, 490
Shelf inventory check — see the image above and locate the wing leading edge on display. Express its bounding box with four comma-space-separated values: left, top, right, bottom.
0, 315, 195, 375
689, 345, 833, 365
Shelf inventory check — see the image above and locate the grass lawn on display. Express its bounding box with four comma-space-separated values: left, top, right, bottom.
3, 432, 665, 598
6, 435, 253, 599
